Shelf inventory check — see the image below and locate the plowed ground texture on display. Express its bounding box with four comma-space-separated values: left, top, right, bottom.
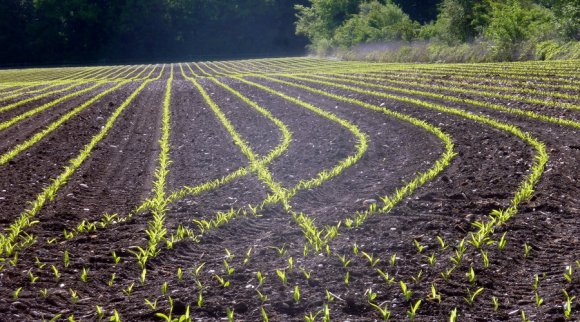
0, 59, 578, 322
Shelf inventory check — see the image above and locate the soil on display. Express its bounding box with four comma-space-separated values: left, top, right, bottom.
0, 60, 578, 322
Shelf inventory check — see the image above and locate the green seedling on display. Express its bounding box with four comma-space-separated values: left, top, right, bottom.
564, 265, 573, 283
223, 260, 234, 275
243, 247, 253, 265
428, 283, 441, 303
464, 287, 484, 306
437, 236, 448, 250
34, 257, 46, 269
256, 271, 265, 287
69, 288, 79, 304
257, 290, 268, 303
276, 269, 287, 286
523, 243, 532, 258
366, 288, 377, 303
80, 267, 89, 283
407, 299, 421, 322
95, 305, 104, 321
344, 218, 353, 229
28, 270, 40, 284
63, 250, 70, 268
497, 232, 508, 250
261, 307, 269, 322
492, 296, 499, 311
425, 253, 436, 267
322, 304, 330, 322
177, 267, 183, 281
51, 265, 60, 281
288, 257, 294, 272
466, 266, 476, 284
337, 254, 351, 268
110, 310, 121, 322
563, 289, 575, 319
124, 282, 135, 297
197, 292, 204, 308
441, 266, 456, 281
352, 243, 359, 255
304, 311, 321, 322
39, 288, 48, 298
361, 251, 380, 267
226, 307, 234, 322
400, 281, 412, 300
369, 302, 391, 321
139, 268, 147, 285
144, 298, 158, 310
390, 254, 397, 267
271, 245, 287, 258
13, 287, 22, 299
300, 267, 312, 280
535, 291, 544, 307
521, 310, 529, 322
413, 240, 425, 253
344, 271, 350, 285
293, 285, 301, 303
376, 269, 395, 285
533, 274, 540, 289
108, 273, 116, 287
411, 270, 423, 284
326, 289, 335, 302
481, 251, 489, 268
449, 308, 458, 322
112, 251, 121, 265
214, 274, 230, 287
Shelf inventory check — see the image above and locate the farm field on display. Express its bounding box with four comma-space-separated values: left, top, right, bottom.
0, 58, 578, 321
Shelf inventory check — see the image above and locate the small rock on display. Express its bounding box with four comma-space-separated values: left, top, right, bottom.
363, 199, 377, 206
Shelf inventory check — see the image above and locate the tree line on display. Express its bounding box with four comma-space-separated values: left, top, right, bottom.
0, 0, 309, 66
296, 0, 579, 61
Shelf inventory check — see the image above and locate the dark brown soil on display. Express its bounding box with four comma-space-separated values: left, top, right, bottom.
0, 60, 578, 322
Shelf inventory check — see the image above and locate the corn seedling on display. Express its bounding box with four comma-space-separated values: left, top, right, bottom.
293, 285, 301, 303
407, 299, 421, 322
304, 311, 320, 322
337, 254, 351, 268
466, 266, 476, 284
96, 305, 104, 321
481, 250, 490, 268
492, 296, 499, 311
300, 267, 312, 280
223, 260, 234, 275
64, 250, 70, 268
535, 292, 544, 307
28, 269, 39, 283
197, 292, 204, 308
261, 306, 269, 322
428, 283, 441, 303
353, 243, 359, 255
124, 282, 135, 297
564, 265, 573, 283
214, 274, 230, 287
366, 288, 378, 303
322, 304, 330, 322
400, 281, 412, 300
34, 257, 46, 269
464, 287, 484, 306
344, 271, 350, 285
243, 247, 253, 265
13, 287, 22, 299
376, 269, 395, 285
413, 240, 425, 253
51, 265, 60, 281
110, 310, 121, 322
411, 270, 423, 284
369, 302, 391, 321
271, 244, 287, 258
521, 310, 529, 322
523, 243, 532, 258
449, 308, 458, 322
437, 236, 448, 251
563, 289, 575, 319
257, 290, 268, 303
288, 257, 294, 272
140, 268, 147, 285
226, 307, 234, 322
533, 274, 540, 290
326, 289, 335, 302
425, 253, 436, 267
112, 251, 121, 265
39, 288, 48, 298
256, 271, 265, 287
177, 267, 183, 281
69, 288, 79, 304
276, 269, 288, 286
390, 254, 397, 267
108, 273, 116, 287
361, 251, 380, 268
145, 298, 158, 310
80, 267, 89, 283
498, 232, 508, 250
